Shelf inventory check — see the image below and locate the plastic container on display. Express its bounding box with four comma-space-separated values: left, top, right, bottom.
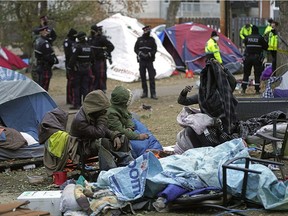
53, 171, 67, 186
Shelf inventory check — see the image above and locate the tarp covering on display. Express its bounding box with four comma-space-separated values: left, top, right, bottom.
0, 66, 57, 141
96, 138, 288, 210
162, 23, 243, 74
0, 47, 28, 70
97, 13, 176, 82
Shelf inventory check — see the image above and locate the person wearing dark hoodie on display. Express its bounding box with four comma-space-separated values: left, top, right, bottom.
107, 86, 163, 157
70, 90, 134, 171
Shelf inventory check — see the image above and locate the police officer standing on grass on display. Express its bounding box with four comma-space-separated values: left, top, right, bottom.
34, 26, 58, 91
63, 28, 78, 104
205, 31, 222, 64
134, 25, 158, 100
68, 32, 94, 110
241, 25, 268, 95
89, 25, 114, 93
267, 21, 279, 73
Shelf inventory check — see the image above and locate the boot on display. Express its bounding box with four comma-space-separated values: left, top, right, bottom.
141, 93, 148, 98
241, 89, 246, 95
151, 94, 158, 100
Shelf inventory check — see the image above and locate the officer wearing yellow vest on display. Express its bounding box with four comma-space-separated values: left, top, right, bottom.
268, 21, 278, 73
239, 23, 252, 40
205, 31, 222, 64
263, 18, 274, 41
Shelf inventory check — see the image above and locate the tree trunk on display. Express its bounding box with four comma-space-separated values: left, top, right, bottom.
277, 1, 288, 75
166, 1, 181, 28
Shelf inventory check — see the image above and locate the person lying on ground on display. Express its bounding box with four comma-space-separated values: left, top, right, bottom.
107, 86, 163, 158
69, 90, 134, 171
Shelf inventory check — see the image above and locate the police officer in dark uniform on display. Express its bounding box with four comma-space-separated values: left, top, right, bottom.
89, 25, 114, 93
34, 26, 58, 91
241, 25, 268, 95
134, 25, 158, 99
38, 15, 57, 45
63, 28, 78, 104
68, 32, 94, 110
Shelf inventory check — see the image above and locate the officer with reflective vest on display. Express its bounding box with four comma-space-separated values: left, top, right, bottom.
268, 21, 278, 73
34, 25, 58, 91
239, 23, 252, 40
205, 31, 222, 64
68, 32, 94, 109
241, 25, 268, 95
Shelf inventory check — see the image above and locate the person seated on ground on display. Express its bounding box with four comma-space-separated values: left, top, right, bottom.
107, 86, 163, 158
69, 90, 134, 171
175, 60, 237, 153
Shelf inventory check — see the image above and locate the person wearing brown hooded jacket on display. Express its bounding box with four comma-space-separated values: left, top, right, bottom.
70, 90, 134, 171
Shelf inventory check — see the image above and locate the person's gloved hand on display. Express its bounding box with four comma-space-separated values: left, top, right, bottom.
183, 85, 193, 94
139, 133, 149, 140
113, 137, 122, 150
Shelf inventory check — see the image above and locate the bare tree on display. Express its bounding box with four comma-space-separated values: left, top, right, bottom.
0, 0, 143, 57
166, 0, 181, 28
277, 1, 288, 75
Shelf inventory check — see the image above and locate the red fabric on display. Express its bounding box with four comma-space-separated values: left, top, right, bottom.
0, 47, 28, 70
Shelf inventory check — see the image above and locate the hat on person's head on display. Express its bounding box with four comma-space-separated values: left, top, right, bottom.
40, 15, 48, 21
67, 28, 77, 37
211, 31, 218, 37
268, 18, 274, 23
77, 31, 86, 40
142, 25, 151, 32
90, 24, 98, 32
245, 23, 251, 28
252, 25, 259, 33
38, 25, 48, 32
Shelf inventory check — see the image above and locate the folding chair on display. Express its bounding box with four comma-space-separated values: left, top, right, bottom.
256, 119, 288, 179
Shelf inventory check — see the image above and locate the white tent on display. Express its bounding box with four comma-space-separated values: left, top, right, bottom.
97, 13, 175, 82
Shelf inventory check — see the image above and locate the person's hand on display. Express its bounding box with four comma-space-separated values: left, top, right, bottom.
183, 85, 193, 94
113, 137, 122, 150
139, 133, 149, 140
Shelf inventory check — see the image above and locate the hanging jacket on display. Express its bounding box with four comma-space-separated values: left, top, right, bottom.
198, 60, 238, 134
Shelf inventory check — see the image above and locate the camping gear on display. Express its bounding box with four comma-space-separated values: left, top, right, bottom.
17, 191, 62, 216
262, 63, 288, 98
0, 46, 28, 70
0, 67, 57, 160
96, 13, 175, 82
162, 22, 243, 74
53, 171, 67, 185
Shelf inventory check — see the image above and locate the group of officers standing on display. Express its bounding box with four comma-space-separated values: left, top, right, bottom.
32, 16, 115, 110
239, 18, 279, 95
32, 16, 158, 109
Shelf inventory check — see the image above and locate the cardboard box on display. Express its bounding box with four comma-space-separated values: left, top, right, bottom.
17, 191, 62, 216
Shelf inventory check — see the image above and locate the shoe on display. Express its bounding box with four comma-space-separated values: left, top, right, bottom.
151, 95, 158, 100
69, 106, 80, 110
141, 94, 148, 98
241, 89, 246, 95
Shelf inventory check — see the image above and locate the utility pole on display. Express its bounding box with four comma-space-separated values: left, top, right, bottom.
220, 0, 226, 35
